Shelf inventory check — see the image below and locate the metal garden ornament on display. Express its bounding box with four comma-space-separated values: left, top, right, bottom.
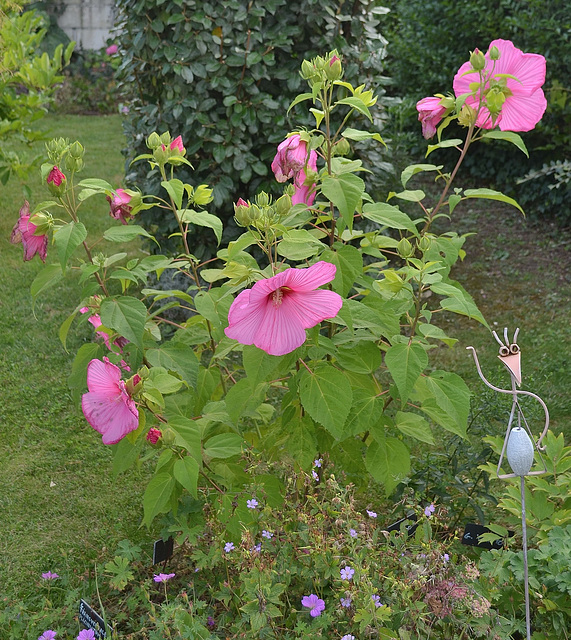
467, 328, 550, 640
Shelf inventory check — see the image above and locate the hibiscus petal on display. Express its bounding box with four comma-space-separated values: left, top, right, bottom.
81, 390, 139, 444
280, 261, 337, 292
22, 233, 48, 262
225, 289, 270, 347
253, 302, 308, 356
284, 289, 343, 328
500, 89, 547, 132
86, 358, 122, 396
489, 40, 546, 95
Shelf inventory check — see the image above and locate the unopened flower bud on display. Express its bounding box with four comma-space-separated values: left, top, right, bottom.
146, 427, 162, 445
325, 55, 343, 81
300, 59, 315, 80
146, 132, 161, 149
29, 211, 53, 235
47, 166, 67, 196
65, 154, 84, 173
470, 49, 486, 71
125, 373, 143, 396
458, 104, 477, 127
256, 191, 270, 207
162, 428, 176, 445
153, 145, 169, 165
193, 184, 213, 206
417, 236, 432, 253
234, 198, 251, 226
334, 137, 351, 156
274, 193, 292, 217
159, 132, 172, 146
397, 237, 414, 259
486, 87, 506, 115
489, 45, 500, 61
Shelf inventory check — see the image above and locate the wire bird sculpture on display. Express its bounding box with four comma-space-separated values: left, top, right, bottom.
467, 328, 550, 640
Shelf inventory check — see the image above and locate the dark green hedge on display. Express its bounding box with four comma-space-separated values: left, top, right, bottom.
115, 0, 391, 254
385, 0, 571, 223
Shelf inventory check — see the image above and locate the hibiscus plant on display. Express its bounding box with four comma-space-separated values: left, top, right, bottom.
13, 43, 546, 535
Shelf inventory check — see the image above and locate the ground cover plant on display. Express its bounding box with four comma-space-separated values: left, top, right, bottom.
3, 40, 570, 640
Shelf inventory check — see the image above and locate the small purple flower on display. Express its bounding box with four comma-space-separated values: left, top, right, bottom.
424, 503, 435, 517
371, 594, 383, 608
349, 528, 358, 538
224, 542, 235, 553
340, 566, 355, 581
443, 553, 450, 563
366, 509, 377, 518
341, 635, 356, 640
340, 596, 352, 608
38, 632, 57, 640
207, 615, 216, 629
41, 571, 59, 580
313, 458, 323, 468
247, 498, 259, 509
252, 543, 262, 553
153, 573, 175, 583
77, 631, 96, 640
262, 529, 273, 539
312, 470, 319, 481
301, 593, 325, 617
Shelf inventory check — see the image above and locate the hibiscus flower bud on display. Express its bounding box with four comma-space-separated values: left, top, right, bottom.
256, 191, 270, 207
486, 86, 506, 116
47, 166, 67, 196
146, 427, 162, 445
300, 59, 316, 80
470, 49, 486, 71
146, 132, 161, 149
397, 237, 414, 259
170, 135, 185, 155
458, 103, 477, 127
161, 428, 176, 445
417, 235, 432, 253
153, 145, 170, 165
274, 193, 292, 218
160, 132, 172, 146
325, 54, 343, 81
192, 184, 213, 206
65, 153, 84, 173
107, 188, 134, 224
234, 198, 251, 226
29, 211, 53, 236
489, 45, 500, 60
334, 137, 351, 156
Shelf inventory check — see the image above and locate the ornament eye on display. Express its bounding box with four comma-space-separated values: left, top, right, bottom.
510, 343, 520, 354
499, 345, 510, 357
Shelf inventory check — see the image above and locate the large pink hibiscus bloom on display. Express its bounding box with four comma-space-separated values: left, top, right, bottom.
10, 201, 48, 262
81, 358, 139, 444
225, 261, 343, 356
453, 39, 546, 132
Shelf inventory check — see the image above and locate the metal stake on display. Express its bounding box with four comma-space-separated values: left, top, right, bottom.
520, 476, 531, 640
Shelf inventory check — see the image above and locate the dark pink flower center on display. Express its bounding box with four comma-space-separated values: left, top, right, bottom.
271, 286, 291, 307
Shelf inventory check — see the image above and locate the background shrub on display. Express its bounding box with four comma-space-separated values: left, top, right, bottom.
384, 0, 571, 224
115, 0, 392, 255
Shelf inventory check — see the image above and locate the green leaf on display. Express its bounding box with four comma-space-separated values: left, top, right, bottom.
161, 179, 185, 209
335, 96, 373, 122
112, 436, 144, 477
414, 370, 471, 438
385, 343, 428, 406
418, 323, 458, 347
426, 139, 463, 157
147, 367, 183, 394
284, 413, 318, 469
173, 456, 199, 498
482, 130, 529, 157
287, 92, 313, 113
365, 436, 410, 495
100, 296, 147, 348
77, 178, 113, 191
448, 194, 462, 214
336, 342, 382, 374
59, 308, 78, 351
389, 190, 425, 202
178, 209, 223, 244
143, 472, 176, 527
345, 388, 382, 436
430, 281, 489, 327
103, 225, 159, 246
401, 164, 443, 188
463, 188, 524, 215
321, 173, 365, 229
342, 127, 385, 144
276, 229, 324, 261
321, 244, 362, 296
54, 221, 87, 271
362, 202, 418, 233
146, 343, 199, 387
30, 263, 62, 299
299, 363, 353, 439
395, 411, 434, 444
203, 433, 243, 459
168, 417, 201, 463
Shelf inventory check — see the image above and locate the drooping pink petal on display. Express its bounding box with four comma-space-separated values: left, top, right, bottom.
86, 358, 122, 397
81, 390, 139, 444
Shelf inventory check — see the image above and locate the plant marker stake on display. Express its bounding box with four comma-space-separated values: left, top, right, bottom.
467, 328, 550, 640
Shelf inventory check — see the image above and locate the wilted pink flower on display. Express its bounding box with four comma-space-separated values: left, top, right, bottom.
292, 148, 318, 206
146, 427, 162, 444
170, 135, 185, 153
271, 134, 311, 183
416, 96, 449, 139
153, 572, 175, 583
453, 39, 547, 131
80, 307, 129, 352
301, 594, 325, 617
47, 166, 66, 187
105, 44, 118, 55
81, 357, 139, 444
224, 261, 342, 356
10, 201, 48, 262
106, 189, 133, 225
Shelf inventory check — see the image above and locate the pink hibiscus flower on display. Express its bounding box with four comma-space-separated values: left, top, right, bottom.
453, 39, 547, 132
416, 96, 449, 139
170, 135, 185, 153
292, 149, 318, 206
224, 261, 342, 356
81, 358, 139, 444
10, 201, 48, 262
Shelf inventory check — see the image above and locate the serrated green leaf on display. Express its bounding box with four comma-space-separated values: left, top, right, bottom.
335, 96, 373, 121
336, 341, 382, 373
77, 178, 114, 191
178, 209, 223, 244
345, 388, 381, 436
418, 323, 458, 347
168, 416, 201, 463
395, 411, 434, 444
287, 92, 313, 113
430, 281, 489, 327
173, 456, 199, 498
143, 472, 176, 526
342, 127, 385, 144
365, 436, 410, 495
54, 221, 87, 271
276, 229, 324, 260
426, 139, 463, 157
299, 363, 352, 439
321, 173, 365, 229
204, 433, 243, 459
321, 244, 362, 296
59, 308, 78, 351
100, 296, 147, 348
146, 343, 199, 387
385, 342, 428, 406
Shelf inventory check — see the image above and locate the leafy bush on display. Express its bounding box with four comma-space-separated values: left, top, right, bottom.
384, 0, 571, 224
115, 0, 391, 255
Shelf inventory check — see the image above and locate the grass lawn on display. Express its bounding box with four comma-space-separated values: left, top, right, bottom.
0, 115, 156, 599
1, 114, 569, 606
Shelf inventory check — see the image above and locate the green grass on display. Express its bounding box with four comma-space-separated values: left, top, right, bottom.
0, 115, 156, 599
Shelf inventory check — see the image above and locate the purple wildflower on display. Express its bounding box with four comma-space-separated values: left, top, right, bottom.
262, 530, 273, 539
207, 616, 216, 629
38, 632, 57, 640
349, 528, 358, 538
341, 636, 356, 640
340, 597, 352, 608
41, 571, 59, 580
301, 594, 325, 617
77, 631, 96, 640
443, 553, 450, 563
224, 542, 235, 553
371, 594, 383, 608
253, 543, 262, 553
312, 470, 319, 481
424, 503, 435, 517
366, 509, 377, 518
247, 498, 259, 509
153, 573, 175, 583
313, 458, 323, 468
340, 566, 355, 581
